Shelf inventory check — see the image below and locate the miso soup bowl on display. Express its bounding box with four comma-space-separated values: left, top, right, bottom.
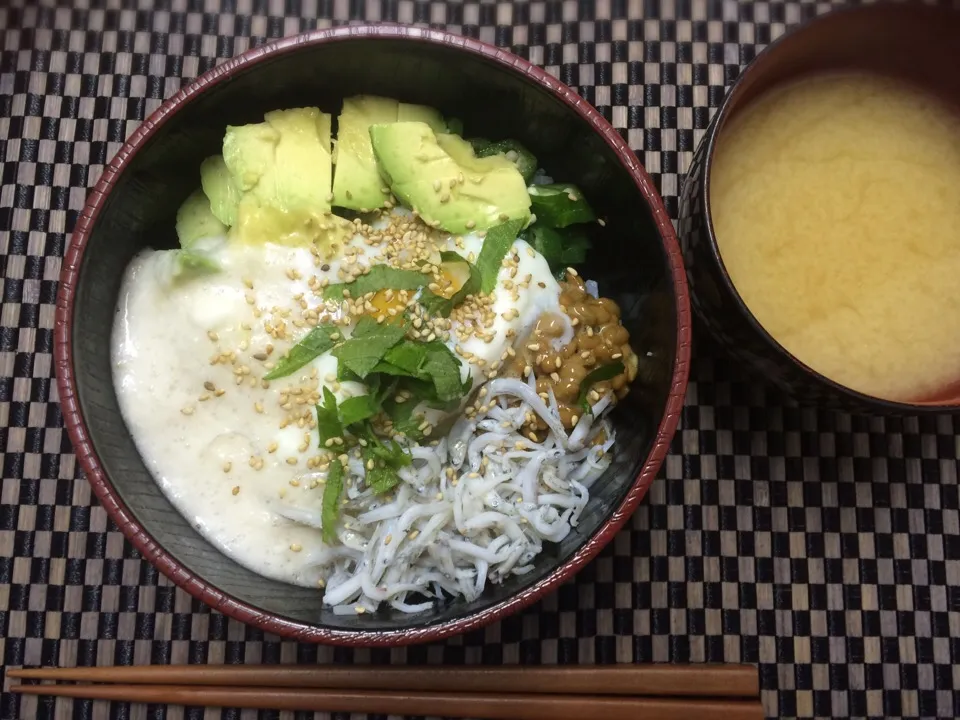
55, 25, 691, 645
679, 2, 960, 415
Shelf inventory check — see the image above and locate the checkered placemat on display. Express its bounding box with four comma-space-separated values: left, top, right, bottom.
2, 1, 960, 718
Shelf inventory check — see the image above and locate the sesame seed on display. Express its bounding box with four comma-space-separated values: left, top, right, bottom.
567, 192, 578, 202
232, 486, 240, 495
268, 442, 278, 453
290, 543, 303, 552
222, 462, 232, 473
286, 457, 298, 465
181, 406, 195, 416
598, 218, 606, 227
612, 353, 623, 359
550, 372, 561, 383
408, 530, 420, 540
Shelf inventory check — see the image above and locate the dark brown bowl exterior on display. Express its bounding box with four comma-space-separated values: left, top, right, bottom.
679, 2, 960, 415
55, 25, 691, 645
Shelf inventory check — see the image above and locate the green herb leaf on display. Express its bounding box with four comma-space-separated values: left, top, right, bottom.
367, 463, 401, 494
374, 339, 466, 403
445, 117, 465, 136
397, 377, 461, 411
525, 225, 591, 277
382, 396, 424, 441
475, 218, 527, 294
331, 319, 407, 378
356, 426, 410, 495
316, 387, 343, 445
578, 361, 625, 412
528, 183, 595, 228
468, 137, 491, 153
474, 139, 538, 183
421, 341, 467, 402
265, 325, 340, 381
379, 341, 427, 376
323, 265, 429, 301
338, 393, 380, 428
419, 251, 481, 317
321, 458, 344, 544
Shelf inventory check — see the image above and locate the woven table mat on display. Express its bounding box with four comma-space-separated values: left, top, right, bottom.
2, 1, 960, 718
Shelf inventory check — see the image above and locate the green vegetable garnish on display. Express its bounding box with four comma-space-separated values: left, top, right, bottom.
382, 395, 424, 441
578, 361, 625, 412
468, 137, 492, 153
525, 225, 591, 278
445, 117, 465, 136
366, 459, 401, 495
528, 183, 595, 228
316, 387, 343, 445
321, 458, 344, 544
331, 317, 408, 378
474, 139, 538, 183
419, 251, 481, 317
323, 265, 430, 300
337, 393, 381, 427
475, 218, 527, 294
264, 325, 340, 381
373, 339, 466, 402
421, 341, 467, 402
172, 250, 221, 280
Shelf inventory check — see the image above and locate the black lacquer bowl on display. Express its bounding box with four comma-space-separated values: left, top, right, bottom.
679, 2, 960, 415
56, 26, 691, 645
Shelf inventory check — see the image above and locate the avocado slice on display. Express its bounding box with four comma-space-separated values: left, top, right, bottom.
370, 122, 531, 235
332, 96, 399, 211
199, 155, 241, 227
176, 188, 227, 248
264, 107, 333, 215
220, 107, 336, 247
222, 122, 280, 192
397, 102, 446, 134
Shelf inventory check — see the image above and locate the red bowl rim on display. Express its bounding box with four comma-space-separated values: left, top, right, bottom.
54, 24, 692, 646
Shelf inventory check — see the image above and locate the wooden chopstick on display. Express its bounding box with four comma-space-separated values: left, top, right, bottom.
8, 664, 759, 698
8, 684, 765, 720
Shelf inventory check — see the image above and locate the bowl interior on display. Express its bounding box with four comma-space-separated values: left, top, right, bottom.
70, 34, 680, 635
703, 2, 960, 409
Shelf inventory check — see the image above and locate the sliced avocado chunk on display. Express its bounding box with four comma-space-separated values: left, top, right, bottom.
222, 122, 280, 192
221, 108, 336, 248
370, 122, 531, 235
263, 107, 333, 215
332, 95, 399, 211
200, 155, 241, 227
176, 188, 227, 248
398, 103, 446, 134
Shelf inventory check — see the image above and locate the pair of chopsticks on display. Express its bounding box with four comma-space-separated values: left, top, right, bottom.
9, 664, 763, 719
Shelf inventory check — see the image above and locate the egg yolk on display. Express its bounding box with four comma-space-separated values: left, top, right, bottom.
365, 263, 465, 317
